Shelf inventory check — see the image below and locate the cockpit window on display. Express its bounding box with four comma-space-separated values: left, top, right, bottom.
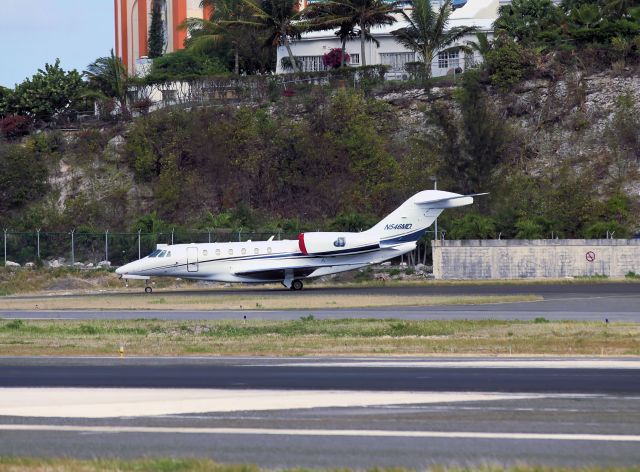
158, 250, 167, 257
165, 251, 171, 257
148, 249, 162, 257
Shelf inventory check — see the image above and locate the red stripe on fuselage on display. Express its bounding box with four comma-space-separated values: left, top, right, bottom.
298, 233, 308, 255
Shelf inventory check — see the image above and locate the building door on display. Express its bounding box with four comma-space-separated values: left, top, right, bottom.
187, 247, 198, 272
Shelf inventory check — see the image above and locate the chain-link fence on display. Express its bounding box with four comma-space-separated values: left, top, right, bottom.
2, 229, 300, 267
2, 229, 439, 268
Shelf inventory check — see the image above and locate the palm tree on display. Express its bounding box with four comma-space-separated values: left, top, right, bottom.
181, 0, 252, 74
391, 0, 476, 80
84, 49, 129, 116
309, 0, 399, 67
302, 1, 359, 68
230, 0, 304, 72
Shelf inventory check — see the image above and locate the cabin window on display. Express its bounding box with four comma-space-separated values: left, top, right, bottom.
241, 248, 247, 255
267, 247, 272, 254
228, 249, 233, 255
254, 248, 259, 255
203, 250, 208, 256
215, 249, 221, 256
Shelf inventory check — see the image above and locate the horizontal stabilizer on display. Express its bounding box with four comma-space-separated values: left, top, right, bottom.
415, 192, 489, 205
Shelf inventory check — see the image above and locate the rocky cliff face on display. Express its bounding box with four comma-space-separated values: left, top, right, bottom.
377, 72, 640, 195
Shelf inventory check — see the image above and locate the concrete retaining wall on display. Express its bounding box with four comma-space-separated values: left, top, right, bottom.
432, 239, 640, 279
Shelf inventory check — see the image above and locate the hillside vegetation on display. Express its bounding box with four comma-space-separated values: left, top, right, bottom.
1, 71, 638, 241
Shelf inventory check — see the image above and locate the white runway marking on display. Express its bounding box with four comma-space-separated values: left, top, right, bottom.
0, 388, 542, 418
274, 360, 640, 369
2, 424, 640, 442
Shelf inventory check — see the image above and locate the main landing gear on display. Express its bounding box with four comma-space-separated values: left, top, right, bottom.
290, 279, 304, 291
144, 286, 153, 294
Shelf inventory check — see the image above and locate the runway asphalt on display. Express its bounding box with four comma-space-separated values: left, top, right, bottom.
2, 357, 640, 467
1, 357, 640, 393
2, 282, 640, 321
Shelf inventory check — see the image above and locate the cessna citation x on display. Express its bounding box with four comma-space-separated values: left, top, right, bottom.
116, 190, 485, 292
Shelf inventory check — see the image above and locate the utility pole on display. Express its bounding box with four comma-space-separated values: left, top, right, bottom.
70, 229, 75, 265
36, 228, 41, 260
137, 229, 142, 259
105, 230, 109, 262
3, 229, 6, 266
430, 176, 438, 240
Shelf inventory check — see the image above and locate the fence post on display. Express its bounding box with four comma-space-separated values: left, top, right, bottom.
3, 228, 6, 267
138, 229, 141, 259
36, 228, 41, 259
105, 230, 109, 262
70, 229, 75, 265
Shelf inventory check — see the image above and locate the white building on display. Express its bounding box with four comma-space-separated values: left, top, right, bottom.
276, 0, 499, 78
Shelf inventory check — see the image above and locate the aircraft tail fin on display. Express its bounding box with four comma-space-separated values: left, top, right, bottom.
365, 190, 486, 243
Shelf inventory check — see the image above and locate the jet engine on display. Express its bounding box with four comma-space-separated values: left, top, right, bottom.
298, 232, 379, 256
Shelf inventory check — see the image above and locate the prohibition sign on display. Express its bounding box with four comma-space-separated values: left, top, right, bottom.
585, 251, 596, 262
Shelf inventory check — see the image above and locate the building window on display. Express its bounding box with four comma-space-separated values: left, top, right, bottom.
437, 50, 460, 69
350, 53, 360, 65
379, 52, 414, 72
297, 56, 329, 73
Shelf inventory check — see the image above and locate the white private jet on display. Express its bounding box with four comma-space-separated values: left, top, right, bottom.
116, 190, 485, 292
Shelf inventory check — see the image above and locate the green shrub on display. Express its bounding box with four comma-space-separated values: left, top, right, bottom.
485, 40, 533, 89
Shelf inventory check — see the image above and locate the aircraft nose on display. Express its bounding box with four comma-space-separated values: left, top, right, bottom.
115, 265, 124, 275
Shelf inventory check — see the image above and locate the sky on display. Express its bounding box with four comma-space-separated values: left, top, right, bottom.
0, 0, 114, 88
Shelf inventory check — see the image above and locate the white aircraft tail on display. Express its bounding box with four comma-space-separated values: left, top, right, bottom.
365, 190, 487, 244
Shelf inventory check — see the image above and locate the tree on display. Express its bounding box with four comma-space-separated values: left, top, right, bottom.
391, 0, 476, 80
146, 49, 228, 81
494, 0, 562, 46
308, 0, 399, 67
449, 213, 496, 239
148, 0, 166, 58
8, 59, 84, 122
84, 50, 129, 117
230, 0, 304, 72
302, 0, 359, 68
0, 143, 48, 215
323, 48, 351, 68
181, 0, 254, 75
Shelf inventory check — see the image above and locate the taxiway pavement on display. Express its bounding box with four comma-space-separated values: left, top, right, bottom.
1, 357, 640, 467
2, 282, 639, 321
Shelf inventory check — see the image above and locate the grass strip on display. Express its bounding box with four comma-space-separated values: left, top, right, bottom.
0, 457, 638, 472
0, 318, 637, 356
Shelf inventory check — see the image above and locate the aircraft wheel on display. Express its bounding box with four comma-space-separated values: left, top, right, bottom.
145, 286, 153, 294
291, 279, 303, 291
